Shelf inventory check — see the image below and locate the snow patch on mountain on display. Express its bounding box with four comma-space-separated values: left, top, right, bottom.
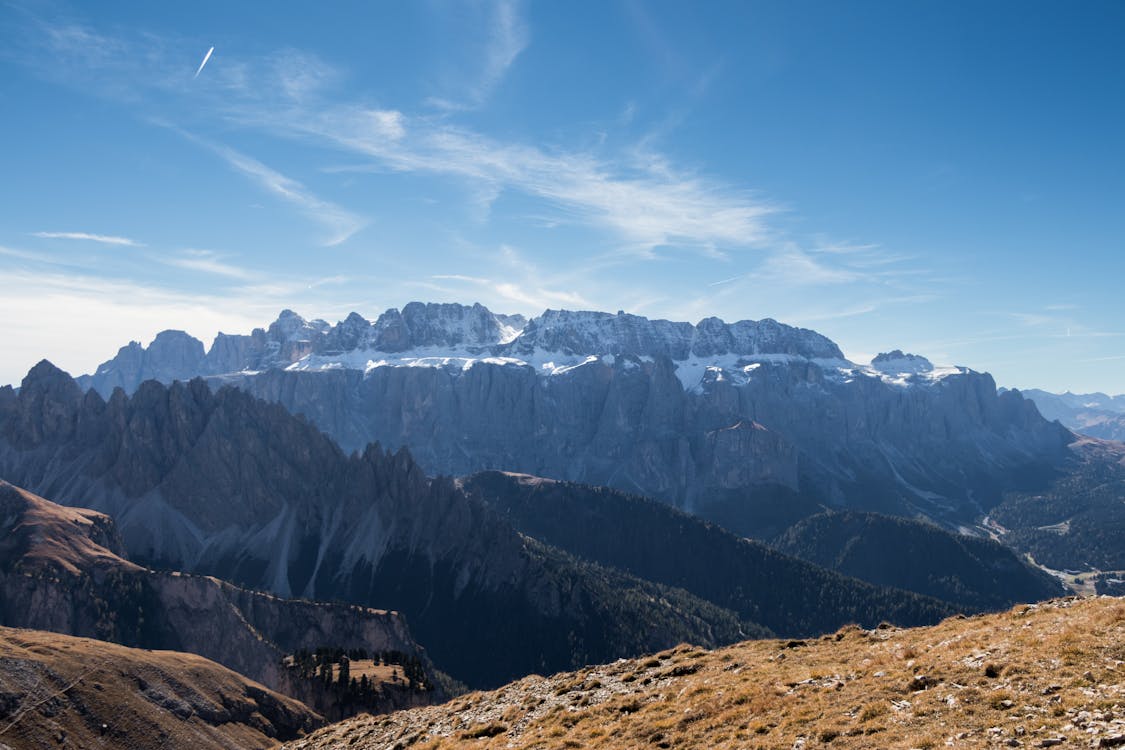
79, 302, 970, 397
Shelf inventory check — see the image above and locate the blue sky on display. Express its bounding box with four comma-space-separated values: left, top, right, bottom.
1, 0, 1123, 393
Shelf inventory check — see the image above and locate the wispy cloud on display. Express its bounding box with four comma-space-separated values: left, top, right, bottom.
478, 0, 528, 102
164, 249, 255, 279
1009, 312, 1055, 327
295, 112, 775, 253
175, 130, 367, 246
0, 245, 64, 264
426, 0, 529, 110
789, 304, 880, 323
432, 273, 590, 310
1077, 354, 1125, 363
31, 231, 143, 246
13, 16, 770, 257
749, 249, 861, 286
425, 245, 594, 312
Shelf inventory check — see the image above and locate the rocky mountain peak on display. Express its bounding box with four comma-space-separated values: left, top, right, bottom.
871, 350, 934, 374
148, 330, 206, 368
366, 302, 517, 352
321, 311, 374, 353
269, 309, 330, 343
150, 328, 204, 350
22, 359, 83, 398
507, 308, 845, 361
7, 360, 85, 447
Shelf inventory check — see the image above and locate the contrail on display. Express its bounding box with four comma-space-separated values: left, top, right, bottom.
194, 46, 214, 79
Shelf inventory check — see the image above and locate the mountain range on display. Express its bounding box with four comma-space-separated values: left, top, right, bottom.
73, 303, 1072, 538
1, 359, 1006, 690
1018, 388, 1125, 442
62, 301, 1125, 574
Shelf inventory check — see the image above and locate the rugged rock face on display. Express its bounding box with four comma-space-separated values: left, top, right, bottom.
78, 303, 524, 393
223, 351, 1070, 528
383, 301, 518, 350
70, 303, 1074, 531
75, 330, 206, 397
0, 480, 440, 719
504, 309, 844, 359
0, 365, 760, 688
0, 626, 323, 750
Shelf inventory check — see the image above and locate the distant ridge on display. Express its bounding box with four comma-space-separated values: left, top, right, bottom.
1019, 387, 1125, 442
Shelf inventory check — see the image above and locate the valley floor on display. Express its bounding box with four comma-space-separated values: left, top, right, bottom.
284, 596, 1125, 750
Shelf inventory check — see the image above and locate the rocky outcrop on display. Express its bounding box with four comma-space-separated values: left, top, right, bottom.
0, 480, 439, 719
871, 350, 934, 374
76, 330, 205, 396
373, 301, 516, 350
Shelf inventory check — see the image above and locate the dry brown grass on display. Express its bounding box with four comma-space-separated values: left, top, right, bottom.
284, 597, 1125, 750
0, 626, 322, 750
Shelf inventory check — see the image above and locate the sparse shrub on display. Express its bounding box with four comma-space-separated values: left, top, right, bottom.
618, 698, 643, 713
988, 691, 1015, 710
459, 722, 507, 739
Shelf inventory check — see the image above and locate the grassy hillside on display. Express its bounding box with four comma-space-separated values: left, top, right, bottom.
284, 596, 1125, 750
0, 627, 321, 750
